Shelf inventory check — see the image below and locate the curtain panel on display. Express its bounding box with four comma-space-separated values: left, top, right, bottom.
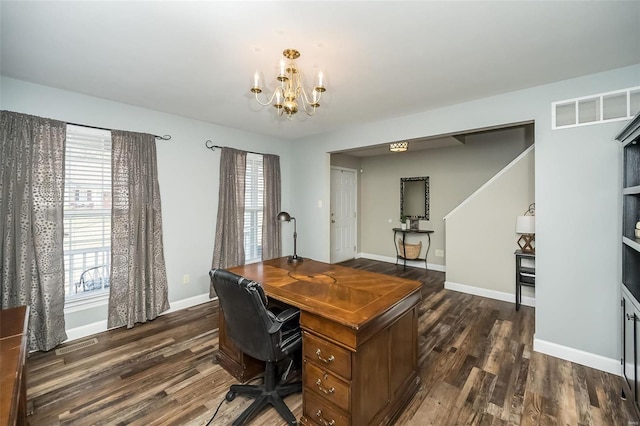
211, 148, 247, 297
262, 154, 281, 261
108, 130, 170, 329
0, 110, 68, 351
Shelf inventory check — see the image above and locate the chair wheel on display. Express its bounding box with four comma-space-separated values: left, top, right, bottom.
225, 390, 236, 402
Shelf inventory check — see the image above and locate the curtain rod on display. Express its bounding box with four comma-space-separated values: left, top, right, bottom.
67, 121, 172, 140
204, 140, 266, 156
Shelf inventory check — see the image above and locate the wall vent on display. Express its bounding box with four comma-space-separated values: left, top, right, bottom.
552, 86, 640, 130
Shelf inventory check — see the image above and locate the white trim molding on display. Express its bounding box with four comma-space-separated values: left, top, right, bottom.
357, 252, 446, 272
164, 293, 212, 314
64, 292, 213, 343
534, 336, 621, 376
444, 280, 535, 308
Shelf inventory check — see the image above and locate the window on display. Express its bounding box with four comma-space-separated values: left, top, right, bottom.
244, 153, 264, 263
63, 125, 112, 300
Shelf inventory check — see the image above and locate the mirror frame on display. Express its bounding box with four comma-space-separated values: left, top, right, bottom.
400, 176, 430, 220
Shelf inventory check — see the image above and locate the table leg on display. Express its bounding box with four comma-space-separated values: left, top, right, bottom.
515, 256, 521, 311
393, 230, 399, 266
424, 233, 431, 270
402, 232, 407, 270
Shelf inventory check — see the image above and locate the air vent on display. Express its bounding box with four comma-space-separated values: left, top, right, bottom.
552, 86, 640, 129
55, 338, 98, 355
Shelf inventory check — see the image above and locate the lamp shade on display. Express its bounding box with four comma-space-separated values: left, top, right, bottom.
516, 216, 535, 234
277, 211, 292, 222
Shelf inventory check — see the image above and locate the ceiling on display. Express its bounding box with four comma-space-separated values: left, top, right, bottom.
1, 1, 639, 142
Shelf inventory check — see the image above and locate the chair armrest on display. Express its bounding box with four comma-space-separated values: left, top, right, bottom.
268, 308, 300, 334
276, 308, 300, 324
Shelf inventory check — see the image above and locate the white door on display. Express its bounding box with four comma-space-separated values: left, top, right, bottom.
330, 167, 357, 263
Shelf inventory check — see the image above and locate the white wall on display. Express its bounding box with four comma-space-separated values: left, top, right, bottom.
445, 147, 535, 299
290, 64, 640, 373
0, 76, 292, 333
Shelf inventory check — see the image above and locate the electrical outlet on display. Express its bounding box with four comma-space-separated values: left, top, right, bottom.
435, 249, 444, 257
182, 274, 190, 284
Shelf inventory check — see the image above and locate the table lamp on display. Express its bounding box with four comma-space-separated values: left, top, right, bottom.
277, 211, 303, 263
516, 203, 535, 253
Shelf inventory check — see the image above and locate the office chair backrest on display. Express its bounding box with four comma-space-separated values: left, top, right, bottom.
210, 268, 278, 361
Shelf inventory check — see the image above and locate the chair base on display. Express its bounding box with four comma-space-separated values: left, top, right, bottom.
228, 361, 302, 426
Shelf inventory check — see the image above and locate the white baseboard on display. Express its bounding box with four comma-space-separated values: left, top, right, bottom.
65, 320, 109, 342
163, 293, 212, 314
444, 280, 535, 307
446, 282, 618, 375
357, 252, 446, 272
534, 336, 621, 376
64, 292, 212, 343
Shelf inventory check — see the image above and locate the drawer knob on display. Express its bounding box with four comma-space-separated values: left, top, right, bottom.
316, 348, 335, 363
316, 378, 335, 394
316, 409, 336, 426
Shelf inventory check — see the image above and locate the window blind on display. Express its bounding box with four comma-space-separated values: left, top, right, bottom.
63, 125, 112, 297
244, 153, 264, 263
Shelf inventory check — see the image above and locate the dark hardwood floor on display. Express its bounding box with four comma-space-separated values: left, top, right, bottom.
26, 259, 636, 425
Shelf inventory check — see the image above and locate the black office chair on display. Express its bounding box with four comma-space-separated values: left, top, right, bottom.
209, 268, 302, 426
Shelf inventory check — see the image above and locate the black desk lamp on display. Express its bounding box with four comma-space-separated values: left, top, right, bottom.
277, 211, 303, 263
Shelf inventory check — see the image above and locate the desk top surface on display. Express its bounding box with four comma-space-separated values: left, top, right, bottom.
229, 257, 422, 330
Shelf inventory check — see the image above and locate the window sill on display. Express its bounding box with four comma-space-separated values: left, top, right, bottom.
64, 292, 109, 314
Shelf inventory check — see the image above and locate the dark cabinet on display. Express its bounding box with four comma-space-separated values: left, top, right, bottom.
617, 112, 640, 415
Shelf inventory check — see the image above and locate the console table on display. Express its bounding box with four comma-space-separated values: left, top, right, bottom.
515, 250, 535, 311
392, 228, 434, 270
1, 305, 29, 426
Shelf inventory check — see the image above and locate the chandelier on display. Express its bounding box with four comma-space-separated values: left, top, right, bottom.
250, 49, 326, 120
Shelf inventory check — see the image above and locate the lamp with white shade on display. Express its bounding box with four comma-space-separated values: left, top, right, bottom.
516, 203, 535, 253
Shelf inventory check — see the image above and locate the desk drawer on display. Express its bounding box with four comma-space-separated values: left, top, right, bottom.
303, 332, 351, 379
304, 360, 351, 412
304, 391, 350, 426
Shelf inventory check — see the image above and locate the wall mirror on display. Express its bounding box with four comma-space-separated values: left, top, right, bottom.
401, 177, 430, 220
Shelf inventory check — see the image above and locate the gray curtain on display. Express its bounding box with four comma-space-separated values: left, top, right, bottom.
261, 154, 281, 260
0, 110, 68, 351
108, 130, 169, 329
211, 147, 247, 297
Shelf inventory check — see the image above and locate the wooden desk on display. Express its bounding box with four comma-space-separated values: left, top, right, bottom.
1, 305, 30, 426
219, 257, 423, 425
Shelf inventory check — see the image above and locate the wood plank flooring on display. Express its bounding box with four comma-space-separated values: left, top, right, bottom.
26, 259, 636, 425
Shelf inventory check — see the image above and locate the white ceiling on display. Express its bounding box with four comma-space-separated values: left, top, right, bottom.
1, 1, 639, 142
